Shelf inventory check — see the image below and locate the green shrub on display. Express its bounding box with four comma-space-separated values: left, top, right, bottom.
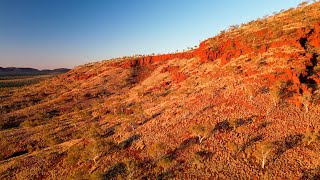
20, 119, 43, 127
157, 157, 173, 171
190, 124, 212, 144
227, 141, 238, 158
228, 119, 238, 131
64, 144, 85, 165
253, 141, 274, 169
302, 127, 319, 146
147, 143, 167, 159
89, 171, 104, 180
314, 65, 320, 72
269, 80, 286, 106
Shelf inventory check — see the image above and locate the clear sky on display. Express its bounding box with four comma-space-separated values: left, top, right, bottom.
0, 0, 304, 69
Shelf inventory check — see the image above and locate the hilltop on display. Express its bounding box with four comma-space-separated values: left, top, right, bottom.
0, 2, 320, 179
0, 67, 70, 88
0, 67, 70, 76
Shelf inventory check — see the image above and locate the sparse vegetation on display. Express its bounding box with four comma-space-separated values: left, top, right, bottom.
269, 80, 286, 106
147, 142, 167, 159
301, 91, 312, 113
302, 127, 319, 146
253, 141, 274, 169
0, 73, 66, 88
227, 141, 238, 158
244, 85, 255, 103
228, 118, 238, 131
190, 124, 212, 144
157, 156, 173, 171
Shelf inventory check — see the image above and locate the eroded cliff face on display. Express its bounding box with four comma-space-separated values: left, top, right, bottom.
117, 52, 195, 68
195, 21, 320, 106
102, 16, 320, 107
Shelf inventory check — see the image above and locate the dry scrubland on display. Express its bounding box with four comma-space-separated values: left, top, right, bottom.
1, 2, 320, 179
0, 74, 58, 88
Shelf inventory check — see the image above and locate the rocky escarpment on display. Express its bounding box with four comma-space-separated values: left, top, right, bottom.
196, 22, 320, 106
114, 51, 195, 69
68, 16, 320, 108
106, 19, 320, 107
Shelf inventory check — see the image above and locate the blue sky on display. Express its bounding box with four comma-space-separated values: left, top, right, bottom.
0, 0, 304, 69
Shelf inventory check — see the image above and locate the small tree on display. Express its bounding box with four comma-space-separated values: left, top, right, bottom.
301, 91, 312, 113
244, 85, 255, 103
147, 142, 167, 159
302, 127, 319, 146
253, 141, 274, 169
157, 157, 173, 171
227, 141, 238, 158
269, 80, 286, 106
86, 124, 101, 139
298, 1, 308, 8
228, 118, 238, 131
244, 146, 253, 159
190, 124, 211, 144
123, 157, 138, 178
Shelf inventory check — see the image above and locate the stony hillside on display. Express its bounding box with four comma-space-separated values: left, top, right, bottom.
1, 2, 320, 179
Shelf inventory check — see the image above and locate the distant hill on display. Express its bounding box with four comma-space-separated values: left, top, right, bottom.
0, 67, 70, 76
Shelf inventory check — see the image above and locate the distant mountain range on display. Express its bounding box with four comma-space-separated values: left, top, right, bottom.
0, 67, 70, 76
